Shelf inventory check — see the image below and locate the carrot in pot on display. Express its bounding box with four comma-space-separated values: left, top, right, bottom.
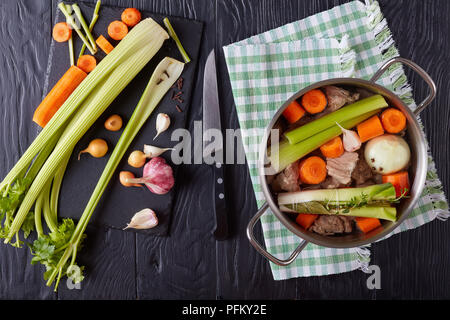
121, 8, 141, 27
320, 136, 344, 158
96, 35, 115, 54
301, 89, 327, 114
298, 156, 327, 185
33, 65, 87, 128
52, 22, 72, 42
382, 171, 410, 197
77, 55, 97, 73
282, 100, 305, 124
356, 115, 384, 142
381, 108, 406, 133
108, 20, 128, 40
355, 217, 381, 233
296, 213, 318, 229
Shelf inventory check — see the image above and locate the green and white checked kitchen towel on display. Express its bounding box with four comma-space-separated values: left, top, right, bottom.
223, 0, 449, 280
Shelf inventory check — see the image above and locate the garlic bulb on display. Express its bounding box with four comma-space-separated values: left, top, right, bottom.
336, 122, 361, 152
123, 208, 158, 230
143, 144, 173, 158
154, 113, 170, 140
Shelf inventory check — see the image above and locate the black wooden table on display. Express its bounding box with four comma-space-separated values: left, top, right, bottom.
0, 0, 449, 300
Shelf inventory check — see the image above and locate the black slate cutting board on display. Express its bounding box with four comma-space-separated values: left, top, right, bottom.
43, 2, 203, 235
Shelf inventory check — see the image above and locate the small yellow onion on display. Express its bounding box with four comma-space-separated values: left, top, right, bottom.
119, 171, 142, 187
104, 114, 123, 131
128, 150, 147, 168
78, 138, 108, 160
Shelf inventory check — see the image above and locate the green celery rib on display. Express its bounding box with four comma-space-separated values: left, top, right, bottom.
284, 94, 388, 145
46, 57, 184, 288
163, 18, 191, 63
34, 193, 44, 238
50, 152, 71, 221
269, 109, 381, 173
79, 0, 101, 58
65, 4, 75, 65
40, 184, 58, 233
72, 4, 97, 51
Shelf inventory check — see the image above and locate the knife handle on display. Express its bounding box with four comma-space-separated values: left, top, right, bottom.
212, 163, 228, 240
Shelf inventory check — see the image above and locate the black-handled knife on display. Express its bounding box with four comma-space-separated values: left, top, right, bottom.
203, 50, 228, 240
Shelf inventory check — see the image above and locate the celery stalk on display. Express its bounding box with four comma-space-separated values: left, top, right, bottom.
269, 110, 380, 173
72, 4, 97, 52
163, 18, 191, 63
46, 57, 184, 289
79, 0, 101, 58
65, 4, 75, 65
284, 94, 388, 145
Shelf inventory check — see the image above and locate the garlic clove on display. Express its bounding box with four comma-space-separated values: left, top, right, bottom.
154, 113, 170, 140
143, 144, 174, 158
123, 208, 158, 230
336, 122, 361, 152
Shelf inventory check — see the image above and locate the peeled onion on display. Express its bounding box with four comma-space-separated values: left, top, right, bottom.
364, 134, 410, 174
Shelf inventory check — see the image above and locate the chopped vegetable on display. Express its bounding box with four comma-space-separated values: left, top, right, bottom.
270, 110, 380, 173
295, 213, 318, 229
163, 17, 190, 63
52, 22, 72, 42
364, 134, 411, 174
298, 156, 327, 185
96, 35, 114, 54
58, 2, 96, 54
278, 183, 398, 221
125, 157, 175, 194
320, 136, 344, 158
357, 115, 384, 142
128, 150, 147, 168
285, 95, 388, 145
77, 55, 97, 73
382, 171, 410, 197
154, 113, 171, 140
33, 66, 87, 128
355, 217, 381, 233
301, 89, 327, 114
79, 0, 101, 58
108, 20, 128, 40
72, 4, 97, 51
124, 208, 158, 230
143, 145, 173, 158
381, 108, 406, 133
282, 100, 305, 124
121, 8, 141, 27
336, 122, 361, 152
44, 57, 184, 289
104, 114, 123, 131
78, 139, 108, 160
119, 171, 142, 187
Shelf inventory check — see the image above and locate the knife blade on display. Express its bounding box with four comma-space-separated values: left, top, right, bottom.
202, 49, 228, 240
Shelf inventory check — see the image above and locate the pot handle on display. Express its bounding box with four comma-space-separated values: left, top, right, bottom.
370, 57, 436, 115
246, 202, 309, 266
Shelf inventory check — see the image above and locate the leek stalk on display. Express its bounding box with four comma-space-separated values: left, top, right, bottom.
284, 94, 388, 145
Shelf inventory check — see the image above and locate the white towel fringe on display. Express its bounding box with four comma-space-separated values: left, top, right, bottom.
355, 246, 371, 273
339, 35, 356, 77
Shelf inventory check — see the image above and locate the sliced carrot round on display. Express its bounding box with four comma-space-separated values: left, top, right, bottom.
320, 136, 344, 158
77, 55, 97, 73
282, 100, 305, 124
108, 20, 128, 40
301, 89, 327, 114
381, 108, 406, 133
298, 156, 327, 185
121, 8, 142, 27
53, 22, 72, 42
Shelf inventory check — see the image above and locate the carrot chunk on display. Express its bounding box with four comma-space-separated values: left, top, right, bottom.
52, 22, 72, 42
356, 115, 384, 142
301, 89, 327, 114
96, 35, 115, 54
320, 136, 344, 158
298, 156, 327, 185
108, 20, 128, 40
296, 213, 318, 229
33, 66, 87, 128
77, 55, 97, 73
382, 171, 410, 197
355, 217, 381, 233
381, 108, 406, 133
121, 8, 142, 27
282, 100, 306, 124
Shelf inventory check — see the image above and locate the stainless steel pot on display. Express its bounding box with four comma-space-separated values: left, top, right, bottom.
246, 57, 437, 266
